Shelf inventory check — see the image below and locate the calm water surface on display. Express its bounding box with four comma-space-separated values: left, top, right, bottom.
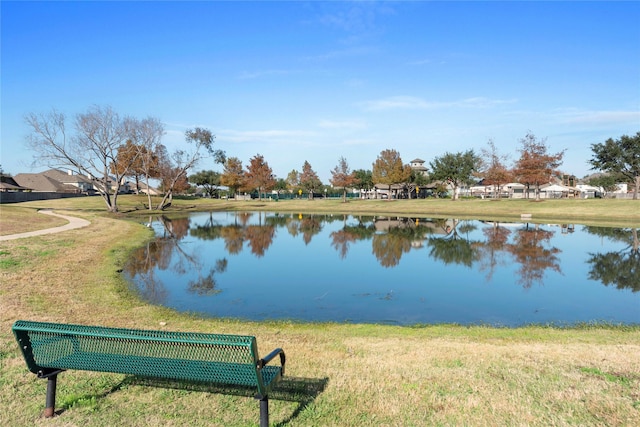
124, 211, 639, 326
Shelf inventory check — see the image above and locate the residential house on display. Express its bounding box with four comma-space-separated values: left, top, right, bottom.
41, 169, 96, 193
0, 175, 29, 192
409, 158, 428, 177
13, 171, 83, 193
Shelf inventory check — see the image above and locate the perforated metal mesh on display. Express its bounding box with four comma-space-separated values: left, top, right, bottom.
13, 320, 282, 395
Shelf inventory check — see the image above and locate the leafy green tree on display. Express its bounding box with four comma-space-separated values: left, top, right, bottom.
429, 150, 480, 201
354, 169, 373, 193
189, 170, 221, 198
299, 161, 322, 199
285, 169, 300, 195
244, 154, 275, 200
371, 149, 411, 199
588, 175, 618, 198
513, 132, 564, 200
274, 178, 288, 198
330, 156, 359, 202
589, 132, 640, 200
408, 169, 429, 199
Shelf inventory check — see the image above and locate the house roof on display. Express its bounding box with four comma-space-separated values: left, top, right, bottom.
13, 173, 81, 193
541, 183, 575, 192
42, 169, 93, 185
0, 176, 30, 191
0, 182, 28, 191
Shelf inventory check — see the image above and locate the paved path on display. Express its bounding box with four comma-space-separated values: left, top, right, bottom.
0, 210, 90, 241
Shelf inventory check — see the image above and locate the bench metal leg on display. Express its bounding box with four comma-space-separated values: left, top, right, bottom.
259, 396, 269, 427
44, 374, 58, 418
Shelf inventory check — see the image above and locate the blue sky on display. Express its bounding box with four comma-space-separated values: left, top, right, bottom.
2, 1, 639, 182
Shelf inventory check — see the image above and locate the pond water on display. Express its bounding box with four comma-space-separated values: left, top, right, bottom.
124, 211, 639, 326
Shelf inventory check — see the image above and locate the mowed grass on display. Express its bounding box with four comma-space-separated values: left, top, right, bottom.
10, 193, 640, 225
0, 197, 639, 426
0, 205, 69, 235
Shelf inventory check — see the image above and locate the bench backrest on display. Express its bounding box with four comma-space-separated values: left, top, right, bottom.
13, 320, 274, 396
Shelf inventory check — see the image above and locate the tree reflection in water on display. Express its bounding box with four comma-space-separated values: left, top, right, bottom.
585, 226, 640, 292
477, 222, 512, 281
124, 215, 229, 300
507, 225, 561, 289
329, 215, 364, 260
126, 213, 639, 302
426, 219, 481, 267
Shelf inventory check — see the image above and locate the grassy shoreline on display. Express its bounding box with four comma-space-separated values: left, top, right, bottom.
1, 197, 639, 426
8, 194, 640, 226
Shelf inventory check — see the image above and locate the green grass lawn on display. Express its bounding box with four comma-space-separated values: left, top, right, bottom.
0, 197, 638, 426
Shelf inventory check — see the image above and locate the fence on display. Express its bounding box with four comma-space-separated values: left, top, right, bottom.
0, 192, 90, 204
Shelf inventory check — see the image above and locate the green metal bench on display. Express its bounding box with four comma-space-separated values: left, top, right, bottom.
13, 320, 285, 427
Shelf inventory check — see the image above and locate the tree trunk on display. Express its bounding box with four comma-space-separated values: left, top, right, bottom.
135, 176, 140, 194
157, 190, 173, 210
144, 175, 153, 211
99, 189, 118, 212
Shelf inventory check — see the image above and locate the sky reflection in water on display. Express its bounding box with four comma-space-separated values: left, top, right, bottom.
124, 211, 640, 326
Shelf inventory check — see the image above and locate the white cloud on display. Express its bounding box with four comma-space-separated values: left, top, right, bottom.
344, 78, 365, 87
317, 119, 367, 130
406, 58, 433, 66
556, 109, 640, 125
360, 96, 432, 111
359, 96, 516, 111
341, 138, 378, 146
303, 45, 379, 62
218, 129, 317, 144
237, 69, 297, 80
458, 97, 517, 108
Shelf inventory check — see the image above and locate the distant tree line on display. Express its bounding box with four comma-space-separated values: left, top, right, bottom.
23, 105, 640, 212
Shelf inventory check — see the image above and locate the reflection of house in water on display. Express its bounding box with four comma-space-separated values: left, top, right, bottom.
373, 216, 413, 232
372, 216, 456, 248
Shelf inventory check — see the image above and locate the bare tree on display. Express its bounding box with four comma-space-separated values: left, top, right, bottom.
26, 105, 133, 212
155, 127, 224, 210
127, 117, 166, 210
479, 139, 513, 199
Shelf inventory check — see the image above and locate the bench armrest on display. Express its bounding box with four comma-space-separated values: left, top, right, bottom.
257, 348, 286, 375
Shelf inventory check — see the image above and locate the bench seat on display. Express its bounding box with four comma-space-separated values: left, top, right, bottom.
13, 320, 285, 426
35, 353, 282, 388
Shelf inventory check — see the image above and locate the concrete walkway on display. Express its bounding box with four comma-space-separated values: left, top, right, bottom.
0, 210, 90, 241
